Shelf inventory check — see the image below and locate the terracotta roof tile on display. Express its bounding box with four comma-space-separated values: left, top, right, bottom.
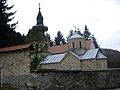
0, 44, 34, 53
86, 40, 92, 49
49, 41, 91, 54
49, 44, 68, 54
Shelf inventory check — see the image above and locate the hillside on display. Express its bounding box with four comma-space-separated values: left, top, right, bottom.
102, 49, 120, 68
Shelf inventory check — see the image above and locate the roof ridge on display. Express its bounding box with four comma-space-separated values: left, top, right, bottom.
0, 43, 33, 53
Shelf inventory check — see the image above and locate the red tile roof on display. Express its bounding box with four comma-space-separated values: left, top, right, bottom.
86, 40, 92, 49
0, 44, 34, 53
49, 44, 68, 54
49, 40, 91, 54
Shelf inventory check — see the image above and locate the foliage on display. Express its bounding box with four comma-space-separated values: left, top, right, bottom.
91, 35, 99, 48
46, 33, 53, 46
68, 30, 74, 38
25, 25, 49, 51
54, 31, 66, 45
76, 29, 82, 36
25, 26, 46, 43
0, 0, 24, 47
102, 48, 120, 68
25, 25, 49, 69
83, 25, 91, 39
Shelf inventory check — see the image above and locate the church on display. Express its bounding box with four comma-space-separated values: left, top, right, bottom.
0, 4, 107, 73
34, 4, 108, 70
38, 33, 107, 70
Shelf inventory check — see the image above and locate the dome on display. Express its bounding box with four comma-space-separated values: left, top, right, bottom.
68, 33, 84, 40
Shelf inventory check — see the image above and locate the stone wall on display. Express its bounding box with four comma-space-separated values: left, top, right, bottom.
68, 38, 86, 54
40, 63, 61, 69
81, 59, 107, 70
61, 52, 81, 69
0, 50, 31, 76
40, 52, 81, 70
96, 59, 107, 69
1, 69, 120, 90
31, 69, 120, 90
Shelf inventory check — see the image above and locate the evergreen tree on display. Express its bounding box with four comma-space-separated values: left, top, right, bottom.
54, 31, 66, 45
67, 30, 74, 39
69, 30, 74, 37
0, 0, 24, 47
83, 25, 91, 39
77, 28, 83, 36
46, 33, 53, 46
92, 35, 99, 48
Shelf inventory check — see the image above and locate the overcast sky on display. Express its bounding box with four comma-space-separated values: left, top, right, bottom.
8, 0, 120, 51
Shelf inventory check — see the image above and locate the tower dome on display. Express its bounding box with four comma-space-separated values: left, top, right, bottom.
68, 33, 84, 40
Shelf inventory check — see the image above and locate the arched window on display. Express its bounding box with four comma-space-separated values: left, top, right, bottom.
72, 42, 75, 49
80, 41, 82, 48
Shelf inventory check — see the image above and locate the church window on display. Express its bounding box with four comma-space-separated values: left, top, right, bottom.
72, 42, 75, 49
80, 41, 82, 48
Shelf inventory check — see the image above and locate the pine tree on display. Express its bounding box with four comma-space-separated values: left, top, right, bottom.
0, 0, 24, 47
46, 33, 53, 46
92, 35, 99, 48
77, 28, 83, 36
83, 25, 91, 39
67, 30, 74, 40
54, 31, 66, 45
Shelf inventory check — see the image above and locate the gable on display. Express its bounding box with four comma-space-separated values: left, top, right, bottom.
40, 51, 81, 65
63, 52, 81, 61
61, 52, 81, 69
81, 49, 107, 60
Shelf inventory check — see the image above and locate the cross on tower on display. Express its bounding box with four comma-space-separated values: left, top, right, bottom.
39, 3, 40, 10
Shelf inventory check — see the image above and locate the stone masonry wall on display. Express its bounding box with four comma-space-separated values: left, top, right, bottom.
81, 59, 107, 70
40, 63, 61, 69
40, 52, 81, 70
0, 50, 31, 76
61, 53, 81, 69
68, 38, 86, 50
96, 59, 107, 69
1, 69, 120, 90
31, 69, 120, 90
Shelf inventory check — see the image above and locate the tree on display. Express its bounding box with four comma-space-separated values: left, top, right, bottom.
92, 35, 99, 48
54, 31, 66, 45
76, 28, 83, 36
46, 33, 53, 46
25, 25, 49, 69
67, 30, 74, 39
83, 25, 91, 39
25, 26, 48, 43
0, 0, 24, 47
102, 48, 120, 68
25, 25, 49, 51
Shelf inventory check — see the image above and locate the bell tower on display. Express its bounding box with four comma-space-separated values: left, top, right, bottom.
68, 33, 86, 54
37, 3, 43, 25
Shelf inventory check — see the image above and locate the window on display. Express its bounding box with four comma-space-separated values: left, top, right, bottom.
72, 42, 75, 49
80, 41, 82, 48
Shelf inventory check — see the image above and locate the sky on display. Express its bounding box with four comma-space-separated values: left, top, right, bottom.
8, 0, 120, 51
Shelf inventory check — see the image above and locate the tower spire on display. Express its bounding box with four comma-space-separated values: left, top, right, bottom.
37, 3, 43, 25
39, 3, 40, 11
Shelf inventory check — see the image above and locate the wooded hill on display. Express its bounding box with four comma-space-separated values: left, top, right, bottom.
102, 49, 120, 68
